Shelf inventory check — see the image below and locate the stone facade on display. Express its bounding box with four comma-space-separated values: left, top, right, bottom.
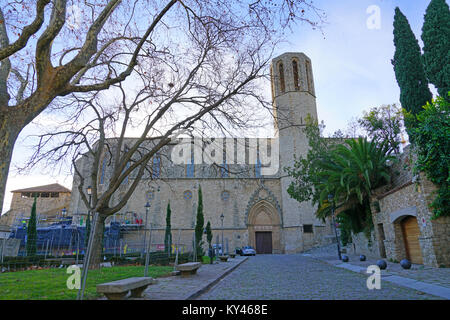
68, 52, 335, 254
348, 146, 450, 267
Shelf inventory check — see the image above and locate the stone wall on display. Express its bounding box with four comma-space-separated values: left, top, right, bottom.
343, 232, 380, 259
369, 146, 450, 267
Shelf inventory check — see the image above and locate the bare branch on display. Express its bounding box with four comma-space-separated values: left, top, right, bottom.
0, 0, 50, 61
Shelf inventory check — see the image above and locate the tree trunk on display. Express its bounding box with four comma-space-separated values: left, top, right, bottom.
88, 213, 107, 269
0, 111, 22, 215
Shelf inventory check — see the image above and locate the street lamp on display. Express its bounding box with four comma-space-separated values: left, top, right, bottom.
328, 194, 342, 260
142, 202, 151, 258
86, 185, 92, 222
85, 186, 93, 247
144, 201, 152, 277
220, 213, 224, 256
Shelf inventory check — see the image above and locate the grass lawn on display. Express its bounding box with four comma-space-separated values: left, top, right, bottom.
0, 265, 172, 300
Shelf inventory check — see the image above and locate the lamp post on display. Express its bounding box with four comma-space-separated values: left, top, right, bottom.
328, 194, 342, 260
144, 201, 151, 277
143, 202, 151, 258
85, 186, 92, 249
220, 213, 224, 256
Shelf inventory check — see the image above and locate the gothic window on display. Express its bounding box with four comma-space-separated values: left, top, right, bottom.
278, 62, 285, 93
186, 149, 194, 178
152, 154, 161, 179
220, 160, 229, 178
220, 148, 229, 178
305, 60, 312, 93
100, 156, 107, 185
255, 157, 262, 178
122, 161, 130, 185
292, 59, 300, 91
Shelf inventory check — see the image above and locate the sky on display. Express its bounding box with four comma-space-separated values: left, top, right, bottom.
1, 0, 439, 214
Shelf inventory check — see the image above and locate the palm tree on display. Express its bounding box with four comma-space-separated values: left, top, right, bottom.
315, 138, 394, 230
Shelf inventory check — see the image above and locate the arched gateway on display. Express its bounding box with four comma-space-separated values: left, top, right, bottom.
247, 200, 282, 254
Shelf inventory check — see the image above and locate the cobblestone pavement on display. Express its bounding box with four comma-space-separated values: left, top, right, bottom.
140, 256, 247, 300
198, 254, 443, 300
304, 244, 450, 289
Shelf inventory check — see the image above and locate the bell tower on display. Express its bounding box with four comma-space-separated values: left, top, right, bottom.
271, 52, 317, 136
271, 52, 322, 253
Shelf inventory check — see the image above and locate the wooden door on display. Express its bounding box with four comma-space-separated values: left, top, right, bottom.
401, 216, 423, 264
255, 232, 272, 254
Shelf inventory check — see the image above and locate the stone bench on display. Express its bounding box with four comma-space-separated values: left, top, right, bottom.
176, 262, 201, 277
96, 277, 157, 300
219, 255, 229, 262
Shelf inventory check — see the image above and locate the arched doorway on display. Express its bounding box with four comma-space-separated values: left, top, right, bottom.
401, 216, 423, 264
247, 200, 281, 254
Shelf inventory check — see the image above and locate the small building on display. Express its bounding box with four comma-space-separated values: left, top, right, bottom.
0, 183, 71, 227
345, 146, 450, 267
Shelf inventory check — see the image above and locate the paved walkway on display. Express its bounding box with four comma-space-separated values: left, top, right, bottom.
198, 254, 446, 300
141, 256, 248, 300
303, 244, 450, 294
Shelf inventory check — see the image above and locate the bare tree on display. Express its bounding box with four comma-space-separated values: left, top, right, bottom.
0, 0, 324, 214
19, 1, 325, 267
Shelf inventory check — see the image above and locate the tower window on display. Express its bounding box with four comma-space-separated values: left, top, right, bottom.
292, 59, 300, 91
278, 62, 285, 93
305, 60, 312, 93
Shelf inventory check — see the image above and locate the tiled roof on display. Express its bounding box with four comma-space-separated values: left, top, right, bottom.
11, 183, 71, 193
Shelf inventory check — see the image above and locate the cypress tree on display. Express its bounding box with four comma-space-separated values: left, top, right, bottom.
422, 0, 450, 100
205, 221, 213, 264
26, 196, 37, 257
164, 202, 172, 256
194, 186, 204, 257
392, 7, 433, 118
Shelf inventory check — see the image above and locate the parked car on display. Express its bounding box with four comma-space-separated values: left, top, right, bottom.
241, 246, 256, 256
235, 247, 243, 255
